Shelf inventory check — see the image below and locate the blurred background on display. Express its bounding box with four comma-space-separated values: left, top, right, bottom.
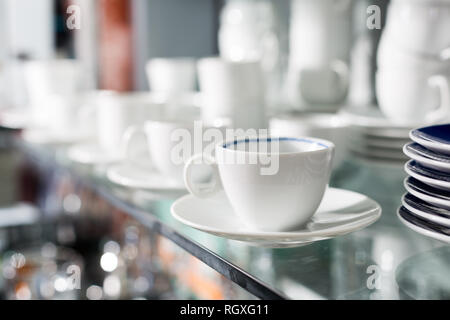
0, 0, 448, 300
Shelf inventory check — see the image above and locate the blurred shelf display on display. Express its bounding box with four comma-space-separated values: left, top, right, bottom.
0, 128, 443, 300
0, 0, 449, 301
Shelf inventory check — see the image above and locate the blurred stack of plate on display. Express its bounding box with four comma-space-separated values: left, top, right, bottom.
339, 105, 411, 163
400, 124, 450, 243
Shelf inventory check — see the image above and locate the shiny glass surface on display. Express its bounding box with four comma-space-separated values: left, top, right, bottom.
14, 138, 449, 300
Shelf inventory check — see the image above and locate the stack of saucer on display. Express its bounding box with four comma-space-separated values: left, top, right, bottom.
400, 124, 450, 243
339, 105, 410, 163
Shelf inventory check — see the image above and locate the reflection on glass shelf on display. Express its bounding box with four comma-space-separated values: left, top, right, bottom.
396, 247, 450, 300
12, 136, 450, 300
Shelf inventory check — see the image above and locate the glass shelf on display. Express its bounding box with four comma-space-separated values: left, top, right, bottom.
10, 134, 449, 300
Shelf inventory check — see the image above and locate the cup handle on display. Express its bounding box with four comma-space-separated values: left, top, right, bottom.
426, 75, 450, 123
330, 59, 349, 95
184, 154, 223, 198
121, 125, 150, 166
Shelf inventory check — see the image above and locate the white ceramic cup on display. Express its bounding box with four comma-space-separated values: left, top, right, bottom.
23, 59, 83, 127
376, 71, 450, 125
123, 120, 226, 183
197, 57, 266, 129
45, 93, 96, 138
290, 0, 352, 68
377, 33, 450, 72
95, 91, 164, 153
299, 60, 349, 105
269, 113, 348, 169
184, 136, 335, 232
384, 0, 450, 56
146, 58, 196, 96
285, 59, 349, 107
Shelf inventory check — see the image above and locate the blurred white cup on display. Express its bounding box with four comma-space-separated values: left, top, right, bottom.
23, 59, 84, 127
290, 0, 352, 68
197, 57, 266, 129
376, 71, 450, 125
146, 58, 196, 96
378, 34, 450, 72
299, 60, 349, 105
384, 0, 450, 56
269, 112, 349, 169
95, 91, 164, 154
123, 119, 226, 183
288, 0, 352, 106
45, 93, 96, 138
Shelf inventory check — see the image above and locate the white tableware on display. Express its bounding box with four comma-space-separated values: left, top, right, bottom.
402, 193, 450, 227
95, 91, 164, 154
269, 113, 348, 169
22, 128, 91, 146
339, 105, 413, 138
377, 34, 450, 72
171, 188, 381, 248
290, 0, 352, 68
398, 206, 450, 244
349, 145, 407, 161
123, 120, 226, 184
146, 58, 197, 96
352, 136, 409, 149
298, 61, 349, 105
376, 71, 450, 125
384, 0, 450, 56
184, 137, 334, 232
0, 108, 34, 130
197, 57, 266, 129
219, 0, 278, 70
404, 177, 450, 210
107, 163, 185, 192
23, 59, 84, 127
410, 124, 450, 155
44, 93, 96, 138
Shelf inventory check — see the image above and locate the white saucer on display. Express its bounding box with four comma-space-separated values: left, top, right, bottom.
0, 108, 34, 129
339, 106, 412, 138
352, 136, 409, 149
171, 188, 382, 248
398, 207, 450, 244
67, 142, 124, 165
107, 163, 185, 192
23, 128, 91, 145
349, 145, 407, 161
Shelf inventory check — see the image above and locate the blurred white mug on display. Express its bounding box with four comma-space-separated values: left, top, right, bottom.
146, 58, 196, 96
95, 91, 164, 154
197, 57, 266, 129
376, 72, 450, 125
24, 59, 83, 127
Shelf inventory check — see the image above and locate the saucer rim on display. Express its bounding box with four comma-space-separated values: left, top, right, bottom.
401, 193, 450, 227
403, 144, 450, 171
397, 207, 450, 244
23, 128, 92, 145
404, 178, 450, 209
67, 142, 124, 165
171, 188, 382, 239
405, 160, 450, 189
410, 128, 450, 154
106, 163, 185, 191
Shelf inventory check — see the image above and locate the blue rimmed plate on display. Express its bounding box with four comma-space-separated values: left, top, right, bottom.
404, 177, 450, 210
398, 206, 450, 244
405, 160, 450, 190
402, 193, 450, 227
410, 124, 450, 155
404, 142, 450, 173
